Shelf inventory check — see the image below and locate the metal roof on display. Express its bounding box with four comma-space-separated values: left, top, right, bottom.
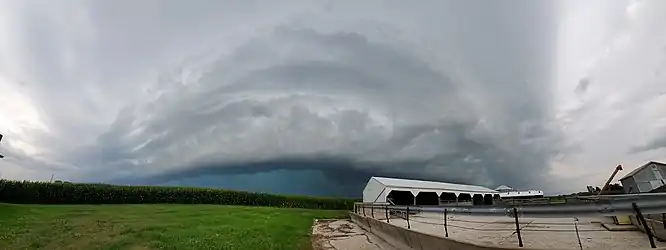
371, 176, 497, 193
619, 161, 666, 181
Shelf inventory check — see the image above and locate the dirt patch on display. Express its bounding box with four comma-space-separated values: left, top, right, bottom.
311, 233, 330, 250
311, 219, 397, 250
338, 223, 354, 230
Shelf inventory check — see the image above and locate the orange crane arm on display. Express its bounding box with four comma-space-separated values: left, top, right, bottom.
598, 165, 623, 197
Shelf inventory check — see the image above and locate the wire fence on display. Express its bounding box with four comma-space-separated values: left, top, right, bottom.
354, 202, 666, 249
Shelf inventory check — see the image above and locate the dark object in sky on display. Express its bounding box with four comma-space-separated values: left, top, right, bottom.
0, 133, 4, 158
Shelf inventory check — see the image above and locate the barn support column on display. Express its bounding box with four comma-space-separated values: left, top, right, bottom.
410, 191, 418, 205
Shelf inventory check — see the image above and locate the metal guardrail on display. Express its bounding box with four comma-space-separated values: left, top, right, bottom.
356, 193, 666, 218
581, 192, 666, 200
355, 194, 666, 249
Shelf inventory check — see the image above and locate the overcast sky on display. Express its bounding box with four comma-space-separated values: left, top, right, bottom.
1, 0, 665, 195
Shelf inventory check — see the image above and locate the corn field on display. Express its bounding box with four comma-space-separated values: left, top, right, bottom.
0, 180, 357, 210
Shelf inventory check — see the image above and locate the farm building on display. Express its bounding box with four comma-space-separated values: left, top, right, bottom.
495, 185, 513, 192
498, 190, 544, 199
620, 161, 666, 193
493, 185, 544, 200
362, 176, 499, 206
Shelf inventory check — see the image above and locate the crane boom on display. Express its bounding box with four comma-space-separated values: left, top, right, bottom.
598, 165, 623, 197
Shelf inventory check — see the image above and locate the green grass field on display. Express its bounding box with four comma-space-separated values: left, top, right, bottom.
0, 203, 348, 250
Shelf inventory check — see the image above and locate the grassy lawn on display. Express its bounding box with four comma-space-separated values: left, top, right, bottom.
0, 203, 348, 250
546, 196, 566, 204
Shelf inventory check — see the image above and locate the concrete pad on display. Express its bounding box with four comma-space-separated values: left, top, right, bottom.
602, 223, 639, 231
312, 219, 398, 250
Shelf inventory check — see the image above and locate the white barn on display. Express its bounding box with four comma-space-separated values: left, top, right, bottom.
495, 185, 513, 192
498, 190, 544, 199
363, 176, 499, 206
495, 185, 544, 199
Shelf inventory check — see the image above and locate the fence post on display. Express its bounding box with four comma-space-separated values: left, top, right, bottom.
574, 217, 583, 250
662, 213, 665, 229
371, 204, 375, 218
406, 206, 411, 229
632, 202, 656, 248
513, 207, 523, 247
385, 205, 390, 223
444, 208, 449, 237
363, 204, 366, 217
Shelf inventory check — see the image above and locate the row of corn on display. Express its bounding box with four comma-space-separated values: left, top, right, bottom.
0, 179, 357, 210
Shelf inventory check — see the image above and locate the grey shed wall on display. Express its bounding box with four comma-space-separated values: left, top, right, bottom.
621, 177, 638, 193
621, 163, 666, 193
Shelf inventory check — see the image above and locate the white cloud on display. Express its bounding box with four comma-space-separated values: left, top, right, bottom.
0, 0, 664, 194
552, 0, 666, 187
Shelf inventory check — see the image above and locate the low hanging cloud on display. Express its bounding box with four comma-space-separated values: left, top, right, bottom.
631, 132, 666, 153
2, 0, 665, 196
80, 15, 562, 191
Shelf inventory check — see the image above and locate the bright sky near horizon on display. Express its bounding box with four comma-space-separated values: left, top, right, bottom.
0, 0, 665, 195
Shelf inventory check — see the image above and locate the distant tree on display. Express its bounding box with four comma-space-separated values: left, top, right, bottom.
592, 183, 625, 195
574, 183, 625, 196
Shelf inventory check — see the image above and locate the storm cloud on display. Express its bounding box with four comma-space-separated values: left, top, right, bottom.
1, 0, 665, 196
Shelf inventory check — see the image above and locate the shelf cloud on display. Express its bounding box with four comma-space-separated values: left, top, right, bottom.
1, 0, 665, 196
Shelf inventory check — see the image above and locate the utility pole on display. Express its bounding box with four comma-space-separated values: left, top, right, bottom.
0, 134, 3, 179
0, 133, 4, 158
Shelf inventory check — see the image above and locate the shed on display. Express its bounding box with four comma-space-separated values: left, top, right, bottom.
362, 176, 498, 206
619, 161, 666, 193
495, 185, 513, 192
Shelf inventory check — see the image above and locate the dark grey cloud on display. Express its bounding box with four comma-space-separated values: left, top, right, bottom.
631, 135, 666, 153
88, 6, 561, 192
575, 77, 591, 96
0, 0, 593, 196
